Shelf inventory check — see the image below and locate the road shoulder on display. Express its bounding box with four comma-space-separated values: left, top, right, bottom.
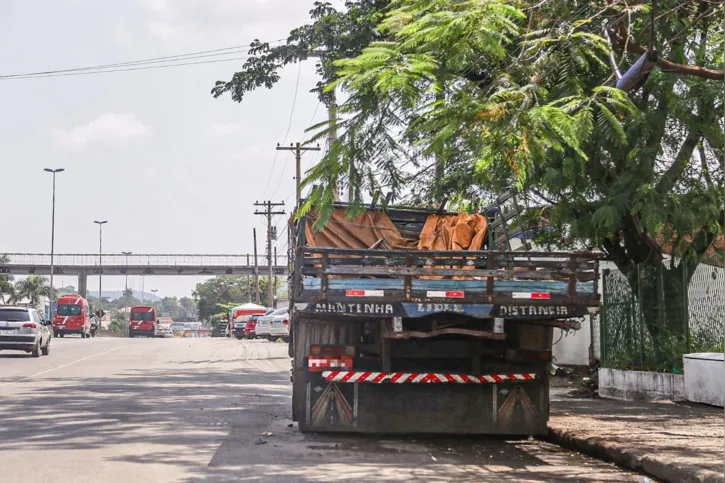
547, 389, 724, 483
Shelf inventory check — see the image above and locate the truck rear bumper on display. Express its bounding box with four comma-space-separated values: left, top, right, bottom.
129, 330, 155, 337
54, 328, 85, 335
298, 370, 548, 435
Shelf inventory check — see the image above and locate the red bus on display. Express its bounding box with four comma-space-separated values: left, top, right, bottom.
54, 294, 91, 338
129, 306, 158, 338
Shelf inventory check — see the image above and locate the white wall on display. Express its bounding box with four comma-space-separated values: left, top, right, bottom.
552, 315, 591, 365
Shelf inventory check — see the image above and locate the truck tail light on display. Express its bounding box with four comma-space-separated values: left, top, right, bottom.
310, 344, 356, 356
23, 323, 37, 329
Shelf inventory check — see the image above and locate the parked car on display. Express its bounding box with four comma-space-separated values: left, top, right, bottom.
156, 324, 173, 338
255, 307, 288, 341
268, 310, 290, 342
0, 306, 52, 357
244, 316, 259, 339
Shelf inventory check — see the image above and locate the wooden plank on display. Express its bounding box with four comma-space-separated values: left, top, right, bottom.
568, 257, 578, 297
380, 319, 392, 372
301, 247, 603, 259
404, 252, 413, 299
314, 265, 576, 280
321, 252, 329, 299
388, 328, 505, 340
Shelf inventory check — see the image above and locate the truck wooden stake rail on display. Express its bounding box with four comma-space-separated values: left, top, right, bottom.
288, 204, 600, 435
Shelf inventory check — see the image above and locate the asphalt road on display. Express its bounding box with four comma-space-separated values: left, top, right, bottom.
0, 337, 648, 483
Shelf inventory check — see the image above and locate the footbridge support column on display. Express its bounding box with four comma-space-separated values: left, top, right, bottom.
78, 269, 87, 298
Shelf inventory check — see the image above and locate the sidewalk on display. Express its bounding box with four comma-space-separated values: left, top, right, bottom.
548, 388, 724, 483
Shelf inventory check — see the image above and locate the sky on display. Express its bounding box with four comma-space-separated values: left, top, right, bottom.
0, 0, 330, 298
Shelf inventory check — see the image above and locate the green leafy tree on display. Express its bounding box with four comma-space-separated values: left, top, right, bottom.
194, 276, 271, 320
108, 309, 128, 336
159, 296, 181, 319
14, 275, 55, 307
214, 1, 723, 342
0, 255, 14, 305
179, 296, 198, 319
212, 1, 390, 106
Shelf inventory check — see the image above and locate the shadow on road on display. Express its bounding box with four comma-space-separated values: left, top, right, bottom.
0, 342, 642, 482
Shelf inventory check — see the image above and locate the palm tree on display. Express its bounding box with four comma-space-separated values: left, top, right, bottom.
14, 275, 55, 307
0, 280, 15, 305
0, 255, 15, 305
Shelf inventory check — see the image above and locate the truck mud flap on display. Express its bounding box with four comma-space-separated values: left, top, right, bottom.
299, 371, 547, 435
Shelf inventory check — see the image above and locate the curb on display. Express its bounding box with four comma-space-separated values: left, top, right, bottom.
546, 427, 725, 483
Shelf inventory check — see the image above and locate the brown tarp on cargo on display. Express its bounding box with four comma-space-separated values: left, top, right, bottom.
305, 208, 417, 250
417, 213, 488, 251
417, 213, 488, 280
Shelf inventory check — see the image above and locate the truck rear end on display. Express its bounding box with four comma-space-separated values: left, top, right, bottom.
129, 306, 158, 338
289, 205, 599, 435
54, 295, 90, 338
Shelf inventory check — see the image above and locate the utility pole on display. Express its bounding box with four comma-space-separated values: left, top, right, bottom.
254, 201, 285, 307
253, 228, 260, 304
309, 50, 343, 201
93, 220, 107, 328
246, 254, 251, 303
273, 246, 278, 299
276, 143, 320, 206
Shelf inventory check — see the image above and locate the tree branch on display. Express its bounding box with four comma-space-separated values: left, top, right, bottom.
656, 129, 701, 194
609, 29, 724, 81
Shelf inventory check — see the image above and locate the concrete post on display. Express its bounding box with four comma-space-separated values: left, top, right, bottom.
78, 269, 87, 298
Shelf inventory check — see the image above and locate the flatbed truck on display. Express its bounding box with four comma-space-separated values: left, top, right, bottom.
289, 203, 599, 435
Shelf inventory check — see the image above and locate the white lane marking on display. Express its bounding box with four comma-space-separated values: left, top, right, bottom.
0, 345, 128, 388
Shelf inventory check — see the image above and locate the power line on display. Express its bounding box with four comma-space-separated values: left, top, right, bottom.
262, 62, 303, 200
280, 101, 324, 204
0, 56, 256, 80
0, 39, 286, 79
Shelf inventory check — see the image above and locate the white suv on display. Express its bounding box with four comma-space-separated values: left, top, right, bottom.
255, 307, 287, 341
267, 310, 290, 342
0, 306, 52, 357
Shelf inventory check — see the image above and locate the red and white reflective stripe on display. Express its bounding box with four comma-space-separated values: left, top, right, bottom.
321, 371, 536, 383
148, 307, 154, 312
426, 291, 465, 298
512, 292, 551, 299
74, 297, 82, 305
345, 290, 384, 297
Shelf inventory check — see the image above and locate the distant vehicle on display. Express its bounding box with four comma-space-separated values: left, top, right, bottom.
267, 310, 290, 342
231, 303, 267, 339
255, 307, 288, 341
0, 306, 52, 357
156, 324, 173, 338
129, 306, 158, 338
243, 315, 261, 339
53, 294, 91, 338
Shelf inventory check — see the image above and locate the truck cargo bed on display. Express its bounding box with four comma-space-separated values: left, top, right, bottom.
293, 247, 600, 319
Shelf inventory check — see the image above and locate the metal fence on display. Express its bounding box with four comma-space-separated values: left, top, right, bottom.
601, 257, 724, 372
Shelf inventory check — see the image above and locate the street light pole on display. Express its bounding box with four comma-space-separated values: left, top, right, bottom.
151, 289, 158, 304
44, 168, 64, 317
122, 251, 132, 335
94, 220, 107, 328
